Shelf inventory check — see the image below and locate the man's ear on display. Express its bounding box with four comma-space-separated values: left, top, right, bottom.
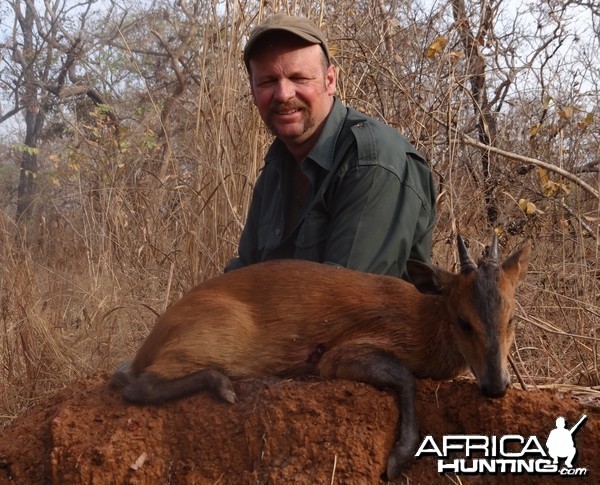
326, 64, 336, 95
247, 66, 258, 104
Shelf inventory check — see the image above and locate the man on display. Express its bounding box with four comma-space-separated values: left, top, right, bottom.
226, 14, 436, 279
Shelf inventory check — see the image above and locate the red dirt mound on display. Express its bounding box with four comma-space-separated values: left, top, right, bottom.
0, 375, 598, 484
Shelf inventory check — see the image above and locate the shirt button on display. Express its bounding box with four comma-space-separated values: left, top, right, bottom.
274, 228, 281, 236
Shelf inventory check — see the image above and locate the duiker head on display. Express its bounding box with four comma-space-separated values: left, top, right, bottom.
408, 234, 531, 397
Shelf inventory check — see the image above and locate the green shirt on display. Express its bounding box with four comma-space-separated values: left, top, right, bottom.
225, 98, 436, 279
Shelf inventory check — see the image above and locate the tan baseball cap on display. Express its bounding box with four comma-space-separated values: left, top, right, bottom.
244, 14, 330, 68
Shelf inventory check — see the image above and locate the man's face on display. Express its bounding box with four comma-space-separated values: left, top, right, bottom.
249, 40, 336, 160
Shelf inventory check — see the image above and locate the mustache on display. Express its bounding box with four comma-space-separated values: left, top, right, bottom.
270, 101, 308, 112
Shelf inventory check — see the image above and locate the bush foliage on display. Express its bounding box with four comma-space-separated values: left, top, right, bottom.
0, 0, 598, 424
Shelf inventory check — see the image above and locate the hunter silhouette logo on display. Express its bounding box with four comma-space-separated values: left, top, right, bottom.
546, 415, 587, 469
415, 414, 589, 477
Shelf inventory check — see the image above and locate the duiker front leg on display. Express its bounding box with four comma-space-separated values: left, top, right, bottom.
110, 359, 134, 388
317, 344, 419, 480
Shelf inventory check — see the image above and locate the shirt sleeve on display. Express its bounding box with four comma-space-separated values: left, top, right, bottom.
323, 161, 435, 278
224, 174, 265, 272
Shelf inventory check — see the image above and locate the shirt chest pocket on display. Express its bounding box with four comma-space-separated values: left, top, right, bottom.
257, 218, 282, 255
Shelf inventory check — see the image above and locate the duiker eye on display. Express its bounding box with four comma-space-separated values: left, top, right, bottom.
457, 317, 473, 333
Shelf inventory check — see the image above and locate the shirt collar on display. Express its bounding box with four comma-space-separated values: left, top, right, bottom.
264, 97, 347, 172
305, 97, 346, 170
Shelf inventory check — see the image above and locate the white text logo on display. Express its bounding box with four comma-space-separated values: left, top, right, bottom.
415, 415, 588, 477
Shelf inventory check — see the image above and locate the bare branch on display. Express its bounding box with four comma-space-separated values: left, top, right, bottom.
461, 133, 599, 200
0, 105, 23, 124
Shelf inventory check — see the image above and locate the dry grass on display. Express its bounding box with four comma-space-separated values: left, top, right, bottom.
0, 1, 598, 427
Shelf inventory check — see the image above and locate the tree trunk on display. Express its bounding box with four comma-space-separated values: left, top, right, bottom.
451, 0, 499, 227
15, 0, 44, 221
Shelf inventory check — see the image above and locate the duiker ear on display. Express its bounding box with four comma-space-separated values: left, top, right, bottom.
502, 241, 532, 282
407, 260, 456, 295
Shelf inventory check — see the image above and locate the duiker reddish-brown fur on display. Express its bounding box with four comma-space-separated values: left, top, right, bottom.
112, 234, 530, 479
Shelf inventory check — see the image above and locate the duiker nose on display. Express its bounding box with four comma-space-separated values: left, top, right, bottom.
480, 378, 509, 398
481, 385, 507, 398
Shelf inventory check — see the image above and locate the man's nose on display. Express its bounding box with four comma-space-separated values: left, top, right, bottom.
273, 79, 295, 102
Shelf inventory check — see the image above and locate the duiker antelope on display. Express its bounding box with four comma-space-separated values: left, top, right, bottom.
112, 234, 530, 479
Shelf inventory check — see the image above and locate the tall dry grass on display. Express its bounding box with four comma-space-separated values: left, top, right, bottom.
1, 0, 598, 427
